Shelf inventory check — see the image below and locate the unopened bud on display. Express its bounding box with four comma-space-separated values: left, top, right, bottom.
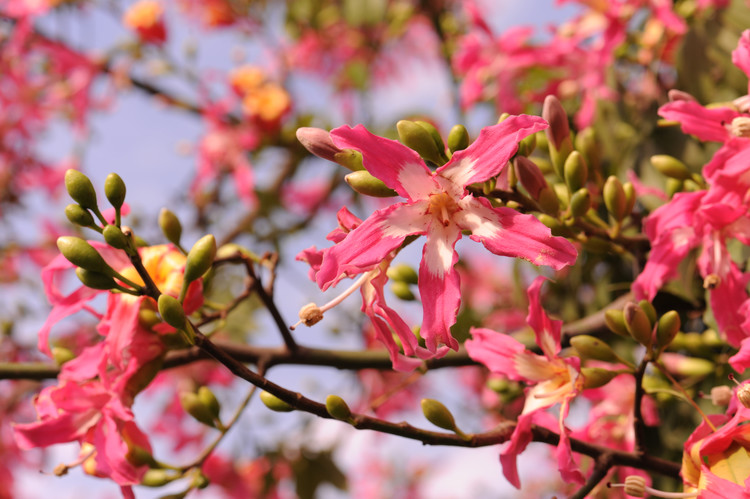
624, 302, 653, 347
57, 236, 111, 274
64, 169, 98, 210
333, 149, 364, 171
259, 390, 294, 412
198, 386, 221, 421
65, 204, 96, 228
296, 127, 341, 163
345, 170, 398, 197
655, 310, 680, 351
710, 385, 732, 406
447, 124, 469, 152
538, 213, 572, 237
158, 294, 187, 330
574, 127, 601, 171
51, 346, 75, 366
662, 354, 714, 377
325, 394, 352, 421
142, 469, 178, 487
183, 234, 216, 285
537, 186, 560, 215
391, 281, 415, 301
158, 208, 182, 246
638, 300, 657, 326
386, 263, 418, 284
397, 120, 443, 165
103, 225, 130, 250
179, 391, 216, 427
666, 178, 684, 198
514, 156, 548, 198
563, 151, 587, 192
623, 181, 636, 216
104, 173, 126, 210
75, 268, 118, 290
517, 131, 537, 157
415, 120, 447, 161
570, 335, 618, 363
126, 445, 157, 467
603, 176, 627, 221
421, 398, 458, 432
542, 95, 573, 176
569, 188, 591, 218
581, 367, 619, 389
651, 155, 692, 180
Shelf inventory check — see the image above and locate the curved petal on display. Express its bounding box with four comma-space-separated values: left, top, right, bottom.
733, 30, 750, 86
465, 327, 526, 377
437, 115, 548, 187
456, 197, 577, 270
418, 221, 462, 352
316, 202, 429, 290
330, 124, 436, 201
658, 101, 736, 143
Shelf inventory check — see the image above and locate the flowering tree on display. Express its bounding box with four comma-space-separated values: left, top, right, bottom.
3, 0, 750, 497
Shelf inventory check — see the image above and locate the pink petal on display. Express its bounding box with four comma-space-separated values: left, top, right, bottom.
658, 100, 737, 143
232, 162, 257, 207
437, 115, 548, 187
499, 412, 534, 489
729, 336, 750, 373
465, 327, 526, 378
733, 30, 750, 86
316, 202, 429, 290
456, 197, 577, 270
330, 124, 436, 201
526, 276, 562, 358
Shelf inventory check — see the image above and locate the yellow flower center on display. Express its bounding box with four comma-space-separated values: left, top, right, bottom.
117, 245, 186, 296
428, 192, 459, 227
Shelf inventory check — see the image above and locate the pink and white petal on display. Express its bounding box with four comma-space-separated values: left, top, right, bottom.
466, 327, 526, 379
437, 115, 548, 187
456, 197, 577, 270
555, 423, 585, 485
316, 202, 429, 290
657, 101, 737, 143
707, 264, 750, 347
418, 221, 462, 352
526, 276, 562, 358
330, 124, 436, 201
730, 337, 750, 373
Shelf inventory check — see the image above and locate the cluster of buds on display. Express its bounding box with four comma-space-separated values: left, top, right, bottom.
605, 300, 681, 358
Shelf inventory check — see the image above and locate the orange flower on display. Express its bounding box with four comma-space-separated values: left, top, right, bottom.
123, 0, 167, 44
241, 83, 291, 124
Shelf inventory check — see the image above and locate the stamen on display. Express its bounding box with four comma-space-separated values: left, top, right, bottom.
608, 476, 699, 498
290, 271, 373, 330
729, 374, 750, 408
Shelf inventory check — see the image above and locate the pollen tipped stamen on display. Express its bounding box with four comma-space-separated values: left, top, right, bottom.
290, 270, 373, 330
608, 476, 699, 498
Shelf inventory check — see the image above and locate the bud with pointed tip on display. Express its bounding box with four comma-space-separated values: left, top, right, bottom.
76, 267, 118, 290
345, 170, 398, 197
198, 386, 221, 421
655, 310, 680, 351
51, 346, 75, 366
623, 181, 636, 216
666, 178, 684, 198
542, 95, 573, 176
391, 281, 415, 301
296, 127, 341, 162
158, 294, 186, 330
603, 176, 627, 221
624, 302, 653, 347
415, 121, 446, 160
514, 156, 548, 198
397, 120, 443, 165
517, 131, 536, 157
142, 470, 178, 487
570, 335, 618, 363
537, 186, 560, 215
569, 188, 591, 218
65, 204, 96, 228
386, 263, 418, 284
651, 155, 692, 180
581, 367, 619, 389
259, 391, 294, 412
325, 394, 352, 421
421, 398, 458, 432
447, 124, 469, 152
159, 208, 182, 246
638, 300, 657, 326
183, 235, 216, 286
604, 310, 629, 338
57, 236, 112, 274
104, 173, 126, 210
179, 391, 216, 427
64, 169, 98, 210
563, 151, 587, 192
574, 127, 601, 171
103, 225, 130, 250
333, 149, 364, 171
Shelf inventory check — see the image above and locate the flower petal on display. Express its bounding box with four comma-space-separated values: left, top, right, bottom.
465, 327, 526, 377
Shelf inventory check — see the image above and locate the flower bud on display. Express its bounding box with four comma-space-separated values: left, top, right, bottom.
142, 470, 178, 487
415, 121, 447, 158
570, 335, 618, 363
198, 386, 221, 421
569, 188, 591, 218
537, 186, 560, 215
103, 225, 130, 250
666, 178, 684, 198
421, 398, 458, 432
514, 156, 548, 198
76, 267, 118, 290
104, 173, 126, 210
333, 149, 364, 171
64, 169, 98, 210
325, 394, 352, 421
655, 310, 680, 351
51, 346, 75, 366
391, 281, 415, 301
603, 176, 627, 221
296, 127, 341, 163
662, 354, 714, 377
624, 302, 653, 347
179, 391, 216, 427
397, 120, 444, 165
538, 213, 573, 237
158, 208, 182, 246
386, 263, 418, 284
574, 127, 601, 171
623, 181, 636, 216
651, 155, 692, 181
542, 95, 573, 176
57, 236, 111, 274
447, 124, 469, 152
345, 170, 398, 197
65, 204, 96, 228
183, 234, 216, 285
563, 151, 587, 192
158, 294, 187, 330
259, 390, 294, 412
517, 131, 536, 157
638, 300, 657, 326
581, 367, 619, 389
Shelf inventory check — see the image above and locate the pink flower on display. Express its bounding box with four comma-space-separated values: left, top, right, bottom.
314, 117, 577, 353
465, 277, 584, 488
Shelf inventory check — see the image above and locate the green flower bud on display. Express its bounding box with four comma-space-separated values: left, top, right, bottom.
64, 169, 98, 209
624, 302, 653, 347
391, 281, 415, 301
638, 300, 657, 327
605, 309, 629, 337
651, 155, 692, 180
183, 234, 217, 286
537, 186, 560, 215
57, 236, 111, 274
397, 120, 443, 165
65, 204, 96, 228
325, 394, 352, 421
514, 156, 548, 198
447, 124, 469, 152
104, 173, 126, 210
142, 470, 178, 487
655, 310, 681, 351
126, 445, 157, 467
333, 149, 364, 171
191, 471, 210, 490
158, 294, 186, 330
198, 386, 221, 421
666, 178, 684, 198
415, 121, 447, 159
623, 181, 636, 216
179, 391, 216, 428
103, 225, 130, 250
421, 398, 457, 432
386, 263, 418, 285
569, 188, 591, 219
51, 346, 75, 366
574, 127, 601, 171
581, 367, 619, 389
517, 131, 536, 157
75, 267, 118, 290
158, 208, 182, 246
259, 390, 294, 412
666, 355, 715, 377
563, 151, 588, 192
603, 176, 627, 221
345, 170, 398, 197
570, 335, 618, 363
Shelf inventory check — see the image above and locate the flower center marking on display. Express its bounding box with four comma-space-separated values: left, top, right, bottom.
428, 192, 459, 227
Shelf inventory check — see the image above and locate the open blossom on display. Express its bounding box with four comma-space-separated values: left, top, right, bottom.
123, 0, 167, 44
465, 277, 584, 488
313, 117, 577, 354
